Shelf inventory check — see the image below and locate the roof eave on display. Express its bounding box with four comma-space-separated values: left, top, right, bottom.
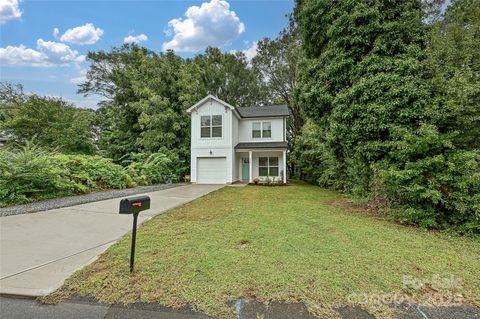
186, 95, 236, 113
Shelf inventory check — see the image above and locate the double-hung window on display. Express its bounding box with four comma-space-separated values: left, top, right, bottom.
252, 122, 271, 138
200, 115, 222, 138
258, 157, 279, 176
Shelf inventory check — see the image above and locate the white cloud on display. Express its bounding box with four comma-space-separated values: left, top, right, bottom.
162, 0, 244, 52
0, 40, 85, 67
230, 41, 258, 63
59, 23, 104, 45
70, 69, 87, 84
0, 0, 22, 24
243, 41, 258, 62
123, 33, 148, 44
53, 27, 60, 38
36, 39, 79, 63
70, 74, 86, 85
0, 45, 48, 66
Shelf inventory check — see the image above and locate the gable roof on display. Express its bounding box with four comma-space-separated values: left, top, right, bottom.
186, 94, 236, 113
236, 105, 289, 118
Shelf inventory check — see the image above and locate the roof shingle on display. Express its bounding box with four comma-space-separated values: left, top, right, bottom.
235, 105, 289, 118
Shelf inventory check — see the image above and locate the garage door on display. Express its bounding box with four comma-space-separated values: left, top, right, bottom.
197, 157, 227, 184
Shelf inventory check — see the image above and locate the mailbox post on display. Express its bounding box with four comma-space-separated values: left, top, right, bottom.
119, 195, 151, 273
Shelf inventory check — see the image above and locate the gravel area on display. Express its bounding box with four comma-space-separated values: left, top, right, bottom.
0, 183, 182, 217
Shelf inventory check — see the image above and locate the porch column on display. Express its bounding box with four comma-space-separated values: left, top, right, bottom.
283, 150, 287, 184
249, 151, 253, 183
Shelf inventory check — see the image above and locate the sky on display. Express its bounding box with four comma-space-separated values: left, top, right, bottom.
0, 0, 294, 108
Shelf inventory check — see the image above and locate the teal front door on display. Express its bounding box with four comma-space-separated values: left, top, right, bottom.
242, 158, 249, 181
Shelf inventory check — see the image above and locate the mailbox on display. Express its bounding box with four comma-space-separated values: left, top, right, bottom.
119, 195, 151, 273
119, 195, 150, 214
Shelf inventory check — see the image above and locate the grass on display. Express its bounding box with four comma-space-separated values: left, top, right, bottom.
47, 181, 480, 318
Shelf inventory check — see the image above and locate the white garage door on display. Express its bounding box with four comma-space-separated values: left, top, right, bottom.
197, 157, 227, 184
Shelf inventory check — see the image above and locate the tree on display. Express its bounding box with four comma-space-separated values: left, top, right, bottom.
1, 93, 96, 154
427, 0, 480, 150
79, 45, 191, 163
252, 29, 303, 138
187, 47, 265, 107
295, 0, 431, 194
0, 82, 26, 122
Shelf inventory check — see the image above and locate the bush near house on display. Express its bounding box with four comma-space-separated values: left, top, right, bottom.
126, 151, 186, 186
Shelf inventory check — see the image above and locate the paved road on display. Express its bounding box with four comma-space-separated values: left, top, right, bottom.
0, 296, 211, 319
1, 297, 479, 319
0, 184, 223, 297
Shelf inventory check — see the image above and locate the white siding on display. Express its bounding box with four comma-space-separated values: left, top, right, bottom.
190, 99, 233, 149
238, 118, 285, 143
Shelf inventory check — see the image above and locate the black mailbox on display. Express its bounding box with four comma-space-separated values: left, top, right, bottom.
119, 195, 151, 273
119, 195, 150, 214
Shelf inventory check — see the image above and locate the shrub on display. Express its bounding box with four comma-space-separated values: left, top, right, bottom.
127, 152, 185, 186
0, 142, 75, 205
0, 143, 134, 206
51, 154, 134, 191
378, 150, 480, 233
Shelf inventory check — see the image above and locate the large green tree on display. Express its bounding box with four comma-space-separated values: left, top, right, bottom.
252, 29, 302, 137
0, 85, 96, 154
427, 0, 480, 150
185, 47, 264, 107
295, 0, 431, 193
79, 45, 190, 163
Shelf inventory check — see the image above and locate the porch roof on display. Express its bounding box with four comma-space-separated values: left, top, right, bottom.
234, 142, 288, 150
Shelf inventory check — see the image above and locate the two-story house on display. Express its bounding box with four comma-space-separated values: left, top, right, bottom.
187, 95, 289, 184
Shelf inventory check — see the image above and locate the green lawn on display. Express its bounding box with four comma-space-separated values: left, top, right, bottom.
48, 182, 480, 318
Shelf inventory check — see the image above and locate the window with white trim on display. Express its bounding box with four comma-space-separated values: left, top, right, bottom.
252, 122, 271, 138
258, 157, 279, 176
200, 115, 222, 138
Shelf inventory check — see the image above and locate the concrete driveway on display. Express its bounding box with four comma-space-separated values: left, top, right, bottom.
0, 184, 223, 297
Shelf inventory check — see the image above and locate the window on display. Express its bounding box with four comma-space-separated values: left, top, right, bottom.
258, 157, 279, 176
200, 115, 222, 138
252, 122, 271, 138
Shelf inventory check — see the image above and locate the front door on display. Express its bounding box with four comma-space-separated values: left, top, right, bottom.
242, 158, 249, 181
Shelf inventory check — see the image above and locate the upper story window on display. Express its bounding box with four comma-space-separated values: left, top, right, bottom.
200, 115, 222, 138
252, 122, 271, 138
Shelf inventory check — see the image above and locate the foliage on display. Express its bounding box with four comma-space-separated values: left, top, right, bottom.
51, 154, 134, 192
252, 27, 303, 137
295, 0, 430, 192
126, 151, 186, 185
48, 183, 480, 318
0, 142, 75, 205
0, 82, 25, 122
426, 0, 480, 150
0, 143, 133, 206
0, 85, 96, 155
187, 47, 265, 107
293, 0, 480, 233
252, 27, 305, 175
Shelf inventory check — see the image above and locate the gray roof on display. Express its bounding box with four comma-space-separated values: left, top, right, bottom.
235, 142, 288, 150
235, 105, 289, 118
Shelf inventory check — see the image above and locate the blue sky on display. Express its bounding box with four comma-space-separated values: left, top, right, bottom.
0, 0, 294, 108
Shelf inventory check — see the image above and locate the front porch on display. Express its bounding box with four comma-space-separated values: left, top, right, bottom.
235, 148, 287, 184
